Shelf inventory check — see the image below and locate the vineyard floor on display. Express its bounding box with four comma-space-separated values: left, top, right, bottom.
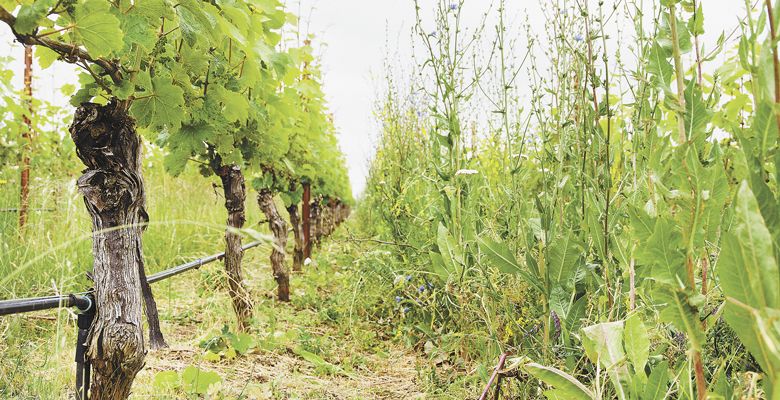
131, 233, 427, 399
0, 174, 447, 399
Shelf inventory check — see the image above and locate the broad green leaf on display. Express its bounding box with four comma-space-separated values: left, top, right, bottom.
429, 251, 450, 279
523, 363, 595, 400
625, 313, 650, 374
718, 182, 779, 309
752, 101, 778, 160
722, 300, 780, 385
437, 223, 462, 270
176, 0, 217, 46
35, 46, 59, 69
547, 234, 581, 287
229, 332, 254, 354
134, 0, 171, 21
687, 3, 704, 36
130, 75, 185, 132
642, 362, 669, 400
478, 236, 544, 294
72, 0, 124, 58
647, 42, 673, 89
582, 321, 629, 400
216, 86, 249, 123
120, 14, 157, 52
181, 366, 221, 395
152, 370, 179, 390
656, 287, 704, 350
636, 217, 685, 285
14, 0, 56, 34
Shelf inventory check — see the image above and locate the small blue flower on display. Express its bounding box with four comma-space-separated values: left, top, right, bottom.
449, 3, 458, 11
574, 34, 584, 42
406, 275, 412, 282
403, 306, 411, 313
418, 285, 426, 293
395, 296, 403, 303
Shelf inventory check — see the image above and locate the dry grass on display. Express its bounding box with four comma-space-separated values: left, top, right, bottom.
129, 238, 426, 400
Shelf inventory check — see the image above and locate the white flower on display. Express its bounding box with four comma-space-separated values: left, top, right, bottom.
304, 258, 312, 266
455, 169, 478, 176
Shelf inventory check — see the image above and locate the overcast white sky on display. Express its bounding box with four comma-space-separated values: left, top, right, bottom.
1, 1, 743, 196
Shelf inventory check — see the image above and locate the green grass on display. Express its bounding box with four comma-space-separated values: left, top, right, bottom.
0, 153, 461, 399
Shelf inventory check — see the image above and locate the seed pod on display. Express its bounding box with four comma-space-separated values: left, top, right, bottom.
551, 310, 561, 341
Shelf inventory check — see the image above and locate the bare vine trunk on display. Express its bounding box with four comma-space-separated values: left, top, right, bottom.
18, 45, 32, 230
257, 190, 290, 301
311, 201, 322, 247
302, 182, 311, 259
287, 202, 304, 272
70, 101, 165, 399
216, 165, 253, 331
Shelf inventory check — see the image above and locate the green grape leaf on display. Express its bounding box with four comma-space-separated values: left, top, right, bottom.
120, 14, 157, 52
152, 370, 179, 390
35, 46, 59, 69
228, 332, 254, 354
216, 86, 249, 123
130, 75, 184, 132
72, 0, 124, 58
14, 0, 56, 34
176, 0, 217, 46
181, 366, 221, 395
134, 0, 171, 21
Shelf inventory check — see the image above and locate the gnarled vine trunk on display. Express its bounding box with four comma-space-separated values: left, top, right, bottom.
70, 101, 164, 399
215, 165, 253, 332
257, 189, 290, 301
287, 202, 304, 272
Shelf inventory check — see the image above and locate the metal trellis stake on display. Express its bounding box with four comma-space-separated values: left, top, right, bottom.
74, 293, 95, 400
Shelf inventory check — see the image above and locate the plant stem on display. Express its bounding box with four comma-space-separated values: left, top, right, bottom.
669, 3, 687, 144
765, 0, 780, 136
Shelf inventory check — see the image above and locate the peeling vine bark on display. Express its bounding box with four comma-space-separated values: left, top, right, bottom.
287, 202, 304, 272
215, 165, 253, 331
70, 101, 164, 398
257, 189, 290, 301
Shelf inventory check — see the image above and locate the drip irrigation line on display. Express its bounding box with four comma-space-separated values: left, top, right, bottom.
0, 240, 263, 317
0, 208, 54, 212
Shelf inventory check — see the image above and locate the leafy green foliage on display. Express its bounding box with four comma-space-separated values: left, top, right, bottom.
354, 0, 774, 398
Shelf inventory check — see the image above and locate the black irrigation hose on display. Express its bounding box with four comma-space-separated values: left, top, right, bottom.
0, 240, 263, 317
0, 294, 93, 316
0, 208, 54, 212
147, 241, 262, 283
